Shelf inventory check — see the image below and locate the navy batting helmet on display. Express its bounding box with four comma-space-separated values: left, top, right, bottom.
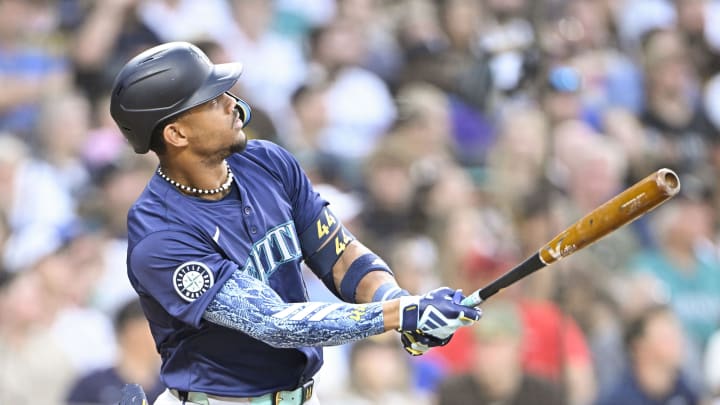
110, 42, 248, 154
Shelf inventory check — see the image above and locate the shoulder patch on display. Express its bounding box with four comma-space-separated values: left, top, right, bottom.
173, 261, 215, 302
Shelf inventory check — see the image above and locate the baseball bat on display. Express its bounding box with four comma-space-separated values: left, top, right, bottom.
461, 168, 681, 307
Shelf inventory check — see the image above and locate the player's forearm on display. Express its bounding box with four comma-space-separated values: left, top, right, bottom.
382, 300, 400, 330
332, 241, 399, 303
203, 268, 391, 348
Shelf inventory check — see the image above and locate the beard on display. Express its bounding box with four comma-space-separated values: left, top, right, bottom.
228, 136, 247, 155
206, 134, 246, 164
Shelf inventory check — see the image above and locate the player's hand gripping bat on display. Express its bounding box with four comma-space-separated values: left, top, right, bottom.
462, 168, 681, 307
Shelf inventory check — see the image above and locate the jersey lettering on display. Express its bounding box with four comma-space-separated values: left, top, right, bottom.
243, 222, 302, 282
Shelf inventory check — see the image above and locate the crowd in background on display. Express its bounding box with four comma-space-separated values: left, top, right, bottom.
1, 0, 720, 404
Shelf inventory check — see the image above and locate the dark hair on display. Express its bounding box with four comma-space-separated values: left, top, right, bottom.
290, 84, 313, 107
623, 304, 672, 353
114, 298, 146, 336
0, 270, 16, 291
149, 121, 169, 155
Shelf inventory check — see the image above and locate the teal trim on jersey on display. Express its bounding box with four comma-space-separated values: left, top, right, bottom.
241, 221, 302, 283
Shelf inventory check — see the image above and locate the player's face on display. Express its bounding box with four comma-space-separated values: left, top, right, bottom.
177, 93, 248, 160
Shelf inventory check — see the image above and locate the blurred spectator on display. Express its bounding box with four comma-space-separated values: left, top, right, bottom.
552, 127, 641, 274
673, 0, 720, 82
595, 304, 701, 405
357, 137, 418, 256
427, 267, 596, 405
85, 157, 156, 315
390, 82, 455, 163
434, 204, 516, 290
38, 233, 117, 375
563, 0, 644, 116
628, 194, 720, 371
0, 265, 75, 404
284, 82, 346, 187
0, 134, 77, 272
705, 74, 720, 175
0, 0, 70, 139
34, 91, 93, 199
136, 0, 232, 43
706, 328, 720, 403
274, 0, 336, 39
71, 0, 160, 105
615, 0, 676, 52
538, 66, 590, 129
309, 17, 396, 166
516, 297, 596, 405
437, 300, 564, 405
335, 0, 403, 83
286, 82, 329, 156
393, 0, 454, 92
325, 335, 429, 405
393, 0, 497, 166
215, 0, 307, 136
602, 107, 657, 184
81, 92, 137, 173
478, 0, 539, 103
484, 105, 550, 219
66, 298, 163, 405
386, 236, 440, 296
638, 28, 716, 180
435, 0, 492, 111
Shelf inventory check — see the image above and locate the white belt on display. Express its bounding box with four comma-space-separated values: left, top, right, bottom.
169, 380, 314, 405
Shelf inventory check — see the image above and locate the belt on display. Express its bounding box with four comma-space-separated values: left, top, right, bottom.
172, 380, 314, 405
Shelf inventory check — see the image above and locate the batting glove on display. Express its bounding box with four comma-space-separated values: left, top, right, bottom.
398, 287, 481, 343
400, 331, 452, 356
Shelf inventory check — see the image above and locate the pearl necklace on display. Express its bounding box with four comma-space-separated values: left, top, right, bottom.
157, 161, 233, 195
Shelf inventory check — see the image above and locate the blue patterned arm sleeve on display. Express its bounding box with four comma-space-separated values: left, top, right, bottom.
203, 267, 386, 348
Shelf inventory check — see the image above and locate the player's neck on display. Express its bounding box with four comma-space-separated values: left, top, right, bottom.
158, 158, 233, 200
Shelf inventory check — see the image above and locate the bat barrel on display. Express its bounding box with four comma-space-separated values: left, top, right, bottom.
538, 168, 680, 265
657, 168, 680, 195
460, 168, 680, 308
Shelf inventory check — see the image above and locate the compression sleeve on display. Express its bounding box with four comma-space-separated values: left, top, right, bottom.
203, 266, 385, 348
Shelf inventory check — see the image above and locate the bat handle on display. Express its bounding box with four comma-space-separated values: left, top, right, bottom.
461, 291, 483, 307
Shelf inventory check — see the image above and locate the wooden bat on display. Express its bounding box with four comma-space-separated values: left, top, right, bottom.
461, 168, 681, 307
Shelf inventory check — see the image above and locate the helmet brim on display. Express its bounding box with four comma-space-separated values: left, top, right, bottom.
182, 62, 244, 113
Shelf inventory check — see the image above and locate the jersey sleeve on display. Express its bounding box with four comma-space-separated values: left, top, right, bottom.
204, 266, 385, 348
128, 229, 237, 328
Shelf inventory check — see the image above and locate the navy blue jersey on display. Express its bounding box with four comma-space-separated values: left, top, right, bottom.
127, 140, 328, 396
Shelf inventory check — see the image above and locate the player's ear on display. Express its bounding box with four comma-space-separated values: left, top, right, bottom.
163, 122, 189, 148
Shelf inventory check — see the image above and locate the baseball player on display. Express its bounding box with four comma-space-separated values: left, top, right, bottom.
110, 42, 481, 405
